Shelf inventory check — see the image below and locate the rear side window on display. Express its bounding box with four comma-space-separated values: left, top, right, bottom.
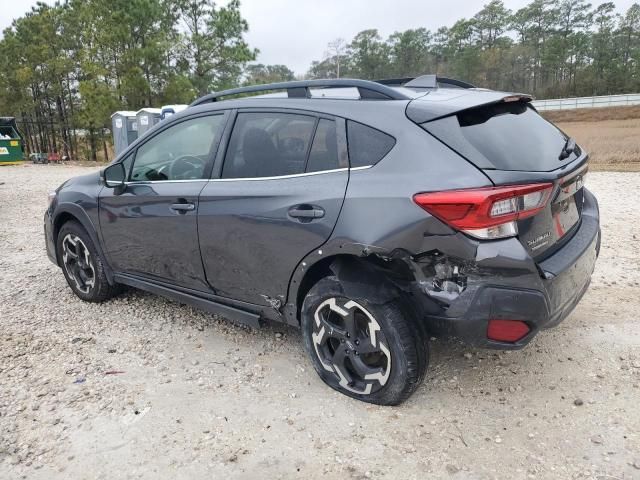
422, 103, 573, 172
346, 121, 395, 168
222, 112, 316, 179
306, 119, 339, 172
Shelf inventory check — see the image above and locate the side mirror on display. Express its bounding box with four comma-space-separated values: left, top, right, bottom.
102, 163, 126, 188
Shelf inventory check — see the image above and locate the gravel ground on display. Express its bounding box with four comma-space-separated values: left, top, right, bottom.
1, 164, 639, 480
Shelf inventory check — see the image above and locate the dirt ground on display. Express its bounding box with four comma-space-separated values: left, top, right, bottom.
0, 164, 639, 480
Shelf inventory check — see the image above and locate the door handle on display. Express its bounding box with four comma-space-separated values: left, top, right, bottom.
288, 205, 325, 219
170, 202, 195, 212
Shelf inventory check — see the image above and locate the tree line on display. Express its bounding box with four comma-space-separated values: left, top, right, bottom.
0, 0, 638, 161
310, 1, 640, 97
0, 0, 263, 161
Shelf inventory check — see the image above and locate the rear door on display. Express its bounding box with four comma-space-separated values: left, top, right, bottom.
99, 112, 227, 291
198, 109, 349, 306
418, 100, 587, 258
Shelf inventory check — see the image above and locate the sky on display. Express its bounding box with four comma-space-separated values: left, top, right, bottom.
0, 0, 637, 75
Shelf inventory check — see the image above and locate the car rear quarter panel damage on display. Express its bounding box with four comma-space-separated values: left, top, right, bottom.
284, 125, 500, 325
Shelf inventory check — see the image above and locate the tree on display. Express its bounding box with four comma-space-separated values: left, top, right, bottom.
0, 0, 260, 161
474, 1, 511, 49
617, 3, 640, 92
176, 0, 256, 95
244, 64, 295, 85
348, 30, 392, 79
326, 38, 347, 78
387, 28, 432, 77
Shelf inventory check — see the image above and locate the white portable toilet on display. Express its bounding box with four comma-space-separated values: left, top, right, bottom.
111, 111, 138, 156
136, 108, 162, 137
160, 104, 188, 120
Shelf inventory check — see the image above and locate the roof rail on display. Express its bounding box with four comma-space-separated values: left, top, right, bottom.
189, 78, 412, 107
376, 75, 476, 89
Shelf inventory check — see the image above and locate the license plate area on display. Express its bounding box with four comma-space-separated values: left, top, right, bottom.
551, 194, 580, 239
552, 168, 587, 239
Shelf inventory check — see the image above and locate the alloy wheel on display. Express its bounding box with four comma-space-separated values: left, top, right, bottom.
311, 297, 391, 395
61, 234, 96, 294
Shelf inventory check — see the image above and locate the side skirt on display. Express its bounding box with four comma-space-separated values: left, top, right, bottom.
114, 273, 262, 329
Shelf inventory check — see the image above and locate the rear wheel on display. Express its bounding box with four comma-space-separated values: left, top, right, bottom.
301, 276, 428, 405
56, 221, 120, 302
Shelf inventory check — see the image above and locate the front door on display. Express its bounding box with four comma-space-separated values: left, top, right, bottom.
198, 111, 349, 305
99, 113, 227, 291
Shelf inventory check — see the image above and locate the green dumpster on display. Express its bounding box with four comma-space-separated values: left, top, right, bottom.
0, 117, 24, 164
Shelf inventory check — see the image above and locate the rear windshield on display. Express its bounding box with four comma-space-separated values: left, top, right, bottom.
421, 102, 578, 171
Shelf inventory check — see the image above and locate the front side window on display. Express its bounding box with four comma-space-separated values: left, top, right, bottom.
130, 115, 224, 181
222, 112, 316, 179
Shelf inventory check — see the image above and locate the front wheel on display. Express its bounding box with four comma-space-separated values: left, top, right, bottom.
301, 276, 428, 405
56, 221, 120, 302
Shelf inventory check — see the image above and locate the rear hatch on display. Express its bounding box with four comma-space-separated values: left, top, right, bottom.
408, 93, 587, 259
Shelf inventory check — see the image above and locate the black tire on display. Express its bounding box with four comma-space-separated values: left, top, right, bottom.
301, 276, 428, 405
56, 221, 120, 302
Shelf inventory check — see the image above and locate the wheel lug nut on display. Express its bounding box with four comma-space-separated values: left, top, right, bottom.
340, 338, 345, 343
355, 340, 359, 345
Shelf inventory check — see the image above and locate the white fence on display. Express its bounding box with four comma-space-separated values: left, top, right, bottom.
532, 93, 640, 111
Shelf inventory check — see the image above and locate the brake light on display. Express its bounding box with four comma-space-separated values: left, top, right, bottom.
413, 183, 553, 239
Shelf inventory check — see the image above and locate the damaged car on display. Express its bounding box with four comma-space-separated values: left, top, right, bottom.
44, 76, 600, 405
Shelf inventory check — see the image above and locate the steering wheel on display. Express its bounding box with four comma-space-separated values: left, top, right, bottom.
169, 155, 206, 180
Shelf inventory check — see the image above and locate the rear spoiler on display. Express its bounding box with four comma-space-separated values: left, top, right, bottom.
406, 92, 533, 124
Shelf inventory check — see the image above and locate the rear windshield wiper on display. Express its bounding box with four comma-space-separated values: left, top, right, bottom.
559, 137, 576, 160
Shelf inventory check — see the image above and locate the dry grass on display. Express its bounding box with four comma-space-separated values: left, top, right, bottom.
554, 118, 640, 165
540, 105, 640, 166
542, 104, 640, 123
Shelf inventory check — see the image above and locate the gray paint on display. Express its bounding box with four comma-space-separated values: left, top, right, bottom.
46, 88, 600, 349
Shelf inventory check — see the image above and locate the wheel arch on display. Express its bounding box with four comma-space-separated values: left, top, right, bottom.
286, 248, 417, 326
52, 204, 115, 284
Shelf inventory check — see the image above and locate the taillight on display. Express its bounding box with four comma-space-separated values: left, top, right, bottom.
413, 183, 553, 240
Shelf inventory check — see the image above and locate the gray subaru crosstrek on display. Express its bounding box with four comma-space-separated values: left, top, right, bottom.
44, 76, 600, 405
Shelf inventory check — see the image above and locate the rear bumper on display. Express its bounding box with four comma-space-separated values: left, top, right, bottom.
423, 188, 600, 349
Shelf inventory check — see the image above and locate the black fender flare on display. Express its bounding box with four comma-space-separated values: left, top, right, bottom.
53, 203, 115, 284
283, 240, 407, 325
